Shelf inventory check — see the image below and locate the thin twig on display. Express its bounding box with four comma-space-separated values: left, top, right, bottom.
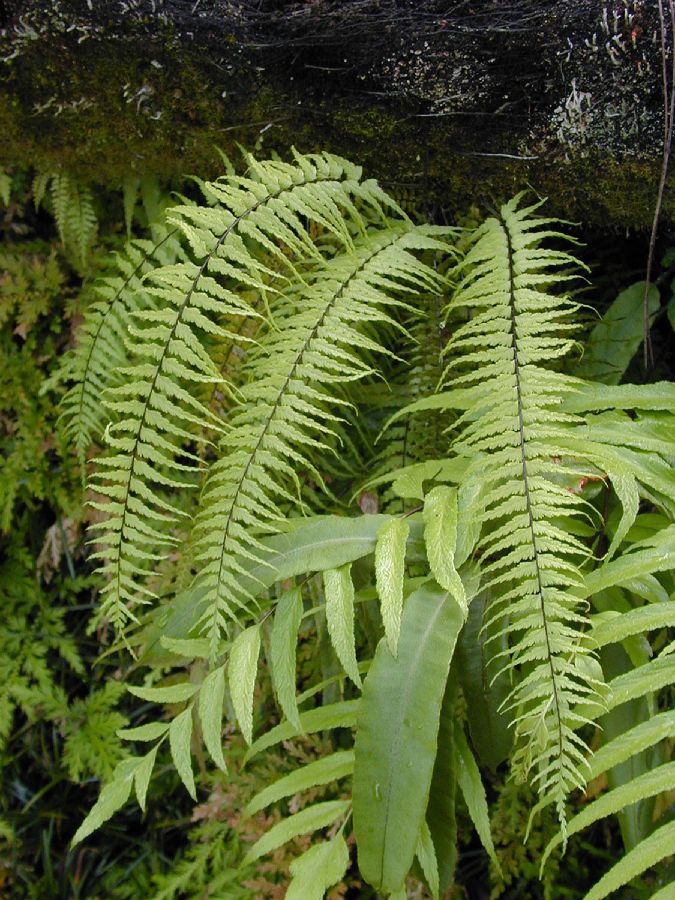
643, 0, 675, 370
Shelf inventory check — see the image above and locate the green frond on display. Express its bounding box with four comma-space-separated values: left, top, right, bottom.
191, 224, 445, 655
50, 172, 98, 269
59, 223, 185, 467
89, 151, 413, 636
432, 194, 600, 828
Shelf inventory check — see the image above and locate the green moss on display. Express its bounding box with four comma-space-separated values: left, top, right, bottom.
0, 35, 670, 230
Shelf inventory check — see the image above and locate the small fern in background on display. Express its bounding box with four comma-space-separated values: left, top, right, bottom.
33, 171, 98, 272
46, 149, 675, 899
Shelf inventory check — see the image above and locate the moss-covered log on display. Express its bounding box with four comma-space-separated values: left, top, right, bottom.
0, 0, 672, 227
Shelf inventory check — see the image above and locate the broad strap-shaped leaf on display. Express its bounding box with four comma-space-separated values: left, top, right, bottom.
228, 624, 261, 744
286, 836, 351, 900
455, 590, 512, 771
375, 517, 409, 656
426, 674, 458, 895
323, 564, 361, 687
353, 580, 465, 893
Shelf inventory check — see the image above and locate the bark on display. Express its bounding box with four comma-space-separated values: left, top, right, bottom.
0, 0, 672, 228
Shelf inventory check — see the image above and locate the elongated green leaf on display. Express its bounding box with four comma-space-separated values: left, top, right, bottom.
353, 581, 465, 893
229, 624, 261, 744
416, 820, 440, 900
423, 487, 466, 616
598, 644, 656, 852
542, 761, 675, 866
592, 605, 675, 650
244, 750, 354, 817
561, 381, 675, 413
588, 710, 675, 779
160, 636, 210, 659
649, 881, 675, 900
117, 722, 169, 742
606, 471, 639, 561
241, 800, 350, 866
244, 700, 359, 763
575, 281, 660, 385
375, 517, 409, 656
198, 664, 228, 773
286, 836, 351, 900
127, 683, 199, 703
323, 564, 362, 687
587, 820, 675, 900
271, 588, 303, 730
427, 675, 458, 895
584, 526, 675, 598
606, 656, 674, 711
134, 744, 159, 811
454, 722, 500, 871
455, 590, 512, 771
169, 706, 196, 800
72, 758, 139, 845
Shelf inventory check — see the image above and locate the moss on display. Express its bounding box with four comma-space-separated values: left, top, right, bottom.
0, 28, 671, 231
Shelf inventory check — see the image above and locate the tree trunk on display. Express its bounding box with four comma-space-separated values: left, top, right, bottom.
0, 0, 671, 228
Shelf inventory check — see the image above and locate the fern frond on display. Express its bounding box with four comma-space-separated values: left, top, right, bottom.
89, 151, 398, 635
435, 194, 600, 829
192, 224, 445, 655
60, 224, 185, 467
50, 173, 98, 269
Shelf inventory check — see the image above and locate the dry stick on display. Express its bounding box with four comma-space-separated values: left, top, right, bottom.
644, 0, 675, 370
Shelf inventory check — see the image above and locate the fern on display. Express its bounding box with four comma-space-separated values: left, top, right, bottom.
63, 155, 674, 898
59, 222, 185, 467
37, 172, 98, 270
428, 195, 602, 829
193, 223, 444, 654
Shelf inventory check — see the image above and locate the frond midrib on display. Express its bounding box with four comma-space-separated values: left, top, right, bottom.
501, 208, 565, 800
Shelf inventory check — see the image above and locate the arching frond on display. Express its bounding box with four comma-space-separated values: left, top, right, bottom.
88, 151, 407, 634
192, 224, 446, 655
59, 223, 185, 467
